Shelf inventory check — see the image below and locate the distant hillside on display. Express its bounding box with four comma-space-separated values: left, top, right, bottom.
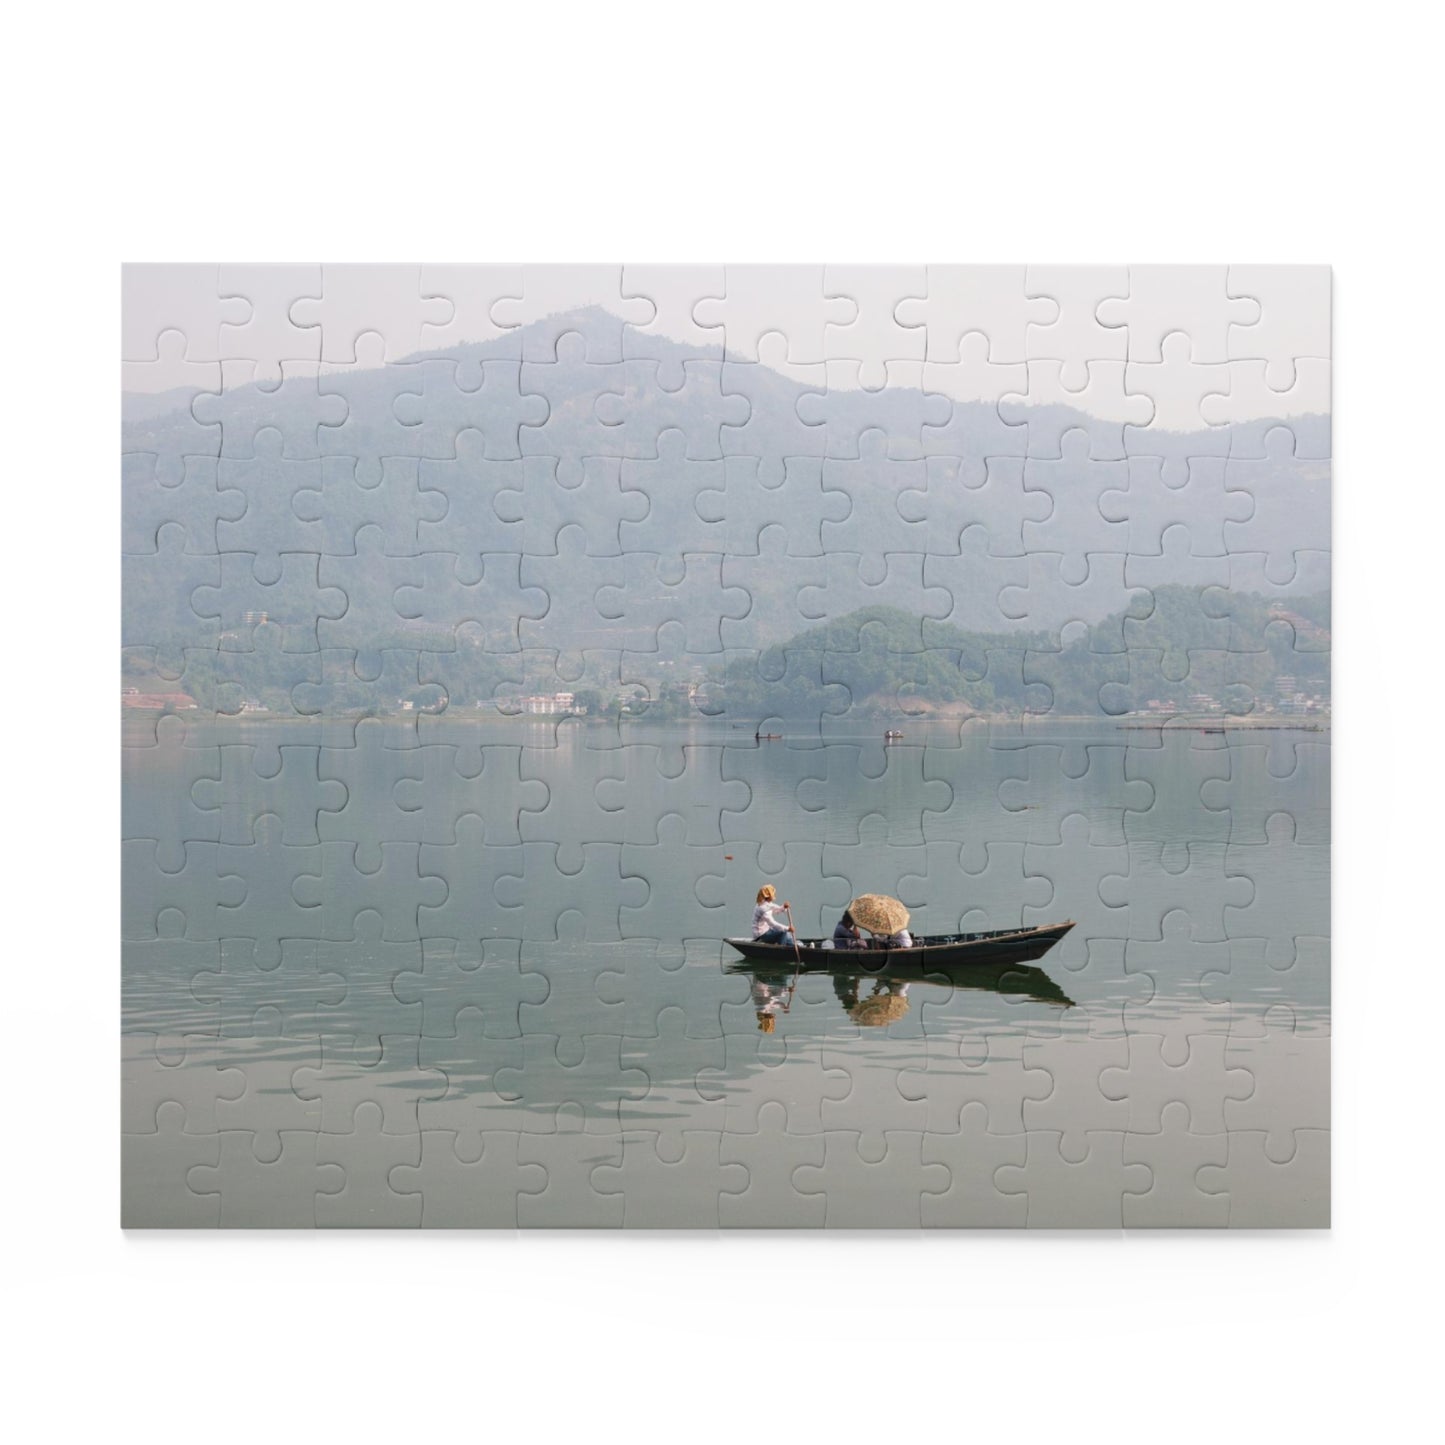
123, 305, 1331, 655
704, 590, 1330, 722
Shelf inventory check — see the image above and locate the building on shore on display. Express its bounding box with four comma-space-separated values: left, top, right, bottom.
519, 692, 586, 715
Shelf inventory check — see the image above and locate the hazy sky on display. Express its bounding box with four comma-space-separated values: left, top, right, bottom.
122, 263, 1330, 421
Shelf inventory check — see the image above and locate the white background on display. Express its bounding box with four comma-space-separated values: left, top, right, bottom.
5, 2, 1439, 1439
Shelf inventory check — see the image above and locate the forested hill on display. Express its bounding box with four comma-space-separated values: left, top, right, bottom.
123, 303, 1331, 721
123, 305, 1330, 649
707, 588, 1330, 720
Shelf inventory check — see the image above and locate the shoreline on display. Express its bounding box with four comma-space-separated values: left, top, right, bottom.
121, 706, 1331, 732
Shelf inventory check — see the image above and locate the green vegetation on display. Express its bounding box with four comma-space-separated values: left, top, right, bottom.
705, 588, 1330, 720
122, 585, 1329, 722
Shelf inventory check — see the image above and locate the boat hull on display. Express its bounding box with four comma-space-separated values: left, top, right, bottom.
725, 921, 1075, 969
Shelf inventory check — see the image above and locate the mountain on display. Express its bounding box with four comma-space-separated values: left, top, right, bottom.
123, 305, 1331, 700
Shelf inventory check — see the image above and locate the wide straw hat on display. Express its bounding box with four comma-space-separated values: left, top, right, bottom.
847, 893, 910, 934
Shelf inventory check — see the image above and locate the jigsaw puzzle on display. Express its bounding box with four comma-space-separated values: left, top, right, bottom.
121, 263, 1330, 1227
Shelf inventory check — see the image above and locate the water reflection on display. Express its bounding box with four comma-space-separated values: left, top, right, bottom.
123, 717, 1329, 1226
732, 951, 1076, 1035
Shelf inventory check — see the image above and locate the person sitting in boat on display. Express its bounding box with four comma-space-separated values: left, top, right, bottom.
832, 910, 865, 949
751, 885, 796, 948
884, 926, 914, 949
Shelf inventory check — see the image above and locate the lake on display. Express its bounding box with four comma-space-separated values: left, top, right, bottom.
122, 714, 1329, 1227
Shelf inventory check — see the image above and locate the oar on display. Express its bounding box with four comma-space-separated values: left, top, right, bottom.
782, 903, 803, 1012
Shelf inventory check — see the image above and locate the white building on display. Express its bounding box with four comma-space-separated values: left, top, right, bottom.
521, 692, 576, 715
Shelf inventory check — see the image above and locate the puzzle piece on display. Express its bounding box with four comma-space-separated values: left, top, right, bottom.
123, 718, 223, 872
693, 265, 851, 364
192, 549, 347, 654
1225, 265, 1332, 387
122, 837, 246, 943
1100, 1033, 1253, 1134
122, 525, 223, 673
492, 1036, 650, 1134
616, 432, 727, 558
293, 1032, 449, 1135
122, 451, 242, 555
194, 358, 347, 460
217, 263, 324, 384
493, 842, 649, 941
515, 1111, 625, 1227
621, 264, 725, 381
187, 1130, 345, 1228
920, 1101, 1028, 1226
1023, 265, 1130, 383
1121, 1100, 1231, 1227
418, 263, 525, 359
122, 1102, 222, 1227
123, 263, 1330, 1229
315, 1102, 424, 1227
822, 264, 928, 386
1123, 332, 1233, 484
795, 359, 951, 459
597, 359, 749, 460
919, 334, 1028, 478
121, 332, 223, 488
1223, 813, 1329, 967
897, 264, 1054, 365
1101, 840, 1255, 943
211, 1016, 323, 1150
717, 1102, 827, 1227
123, 264, 247, 362
999, 359, 1151, 460
389, 1130, 546, 1227
995, 1130, 1152, 1228
792, 1130, 948, 1228
289, 263, 452, 365
1224, 1006, 1330, 1153
121, 1028, 240, 1136
1196, 1128, 1330, 1227
492, 265, 652, 362
191, 741, 347, 846
398, 355, 551, 465
1096, 265, 1258, 363
591, 1130, 748, 1228
716, 336, 828, 484
191, 937, 347, 1042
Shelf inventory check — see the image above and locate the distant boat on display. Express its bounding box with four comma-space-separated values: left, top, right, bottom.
884, 729, 904, 739
726, 921, 1074, 969
753, 732, 782, 740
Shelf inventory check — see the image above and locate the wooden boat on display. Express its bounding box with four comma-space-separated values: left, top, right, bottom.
726, 920, 1074, 968
726, 927, 1076, 1008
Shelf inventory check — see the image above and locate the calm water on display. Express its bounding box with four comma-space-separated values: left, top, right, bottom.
122, 716, 1329, 1227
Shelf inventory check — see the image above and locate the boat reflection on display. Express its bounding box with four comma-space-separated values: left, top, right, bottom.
728, 950, 1075, 1032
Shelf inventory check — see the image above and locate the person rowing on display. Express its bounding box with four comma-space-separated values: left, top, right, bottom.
751, 884, 796, 948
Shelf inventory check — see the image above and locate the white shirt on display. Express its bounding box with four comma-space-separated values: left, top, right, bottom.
752, 901, 786, 937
